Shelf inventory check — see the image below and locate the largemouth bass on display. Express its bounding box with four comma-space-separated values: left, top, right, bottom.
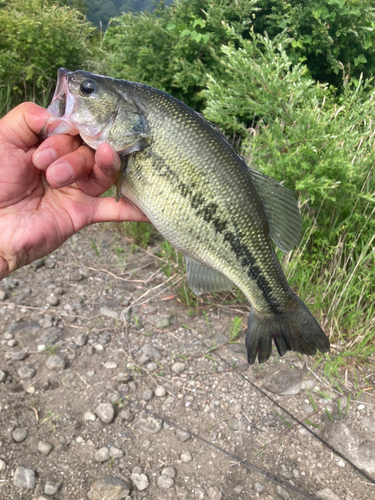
45, 68, 330, 364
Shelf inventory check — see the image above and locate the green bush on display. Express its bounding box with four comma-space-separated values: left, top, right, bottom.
0, 0, 94, 107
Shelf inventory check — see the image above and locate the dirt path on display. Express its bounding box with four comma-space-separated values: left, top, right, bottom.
0, 224, 374, 500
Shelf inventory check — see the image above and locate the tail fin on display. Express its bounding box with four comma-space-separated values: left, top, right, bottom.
245, 294, 330, 364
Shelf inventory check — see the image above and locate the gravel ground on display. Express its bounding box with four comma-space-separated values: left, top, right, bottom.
1, 223, 375, 500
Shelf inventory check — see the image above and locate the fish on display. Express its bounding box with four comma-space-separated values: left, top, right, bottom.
44, 68, 330, 364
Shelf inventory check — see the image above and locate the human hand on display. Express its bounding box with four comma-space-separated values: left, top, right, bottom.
0, 102, 148, 280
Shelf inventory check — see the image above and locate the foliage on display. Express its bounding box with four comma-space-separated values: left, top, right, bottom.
252, 0, 375, 88
204, 32, 375, 364
99, 0, 259, 109
0, 0, 94, 105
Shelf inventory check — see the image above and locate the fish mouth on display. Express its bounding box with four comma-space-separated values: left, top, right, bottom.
41, 68, 79, 139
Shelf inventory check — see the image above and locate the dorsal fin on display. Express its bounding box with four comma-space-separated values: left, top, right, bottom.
248, 168, 301, 252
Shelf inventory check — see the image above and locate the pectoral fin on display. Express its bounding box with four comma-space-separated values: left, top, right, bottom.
185, 256, 233, 295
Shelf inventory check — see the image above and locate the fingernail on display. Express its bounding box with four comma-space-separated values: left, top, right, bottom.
51, 162, 73, 186
35, 148, 57, 168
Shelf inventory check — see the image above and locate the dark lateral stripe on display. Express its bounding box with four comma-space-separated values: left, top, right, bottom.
148, 149, 281, 314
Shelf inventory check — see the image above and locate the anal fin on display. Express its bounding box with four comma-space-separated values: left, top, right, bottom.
185, 256, 233, 295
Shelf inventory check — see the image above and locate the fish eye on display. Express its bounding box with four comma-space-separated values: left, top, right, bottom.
80, 80, 96, 95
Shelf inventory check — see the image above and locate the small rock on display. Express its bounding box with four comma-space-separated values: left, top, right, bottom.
3, 332, 13, 340
176, 428, 190, 442
146, 362, 158, 371
46, 355, 65, 371
119, 409, 134, 422
12, 351, 26, 361
157, 474, 174, 489
45, 259, 56, 269
84, 412, 97, 422
142, 388, 154, 402
228, 402, 242, 415
171, 362, 185, 374
0, 459, 6, 471
207, 486, 222, 500
134, 412, 163, 434
7, 338, 18, 347
109, 446, 124, 459
181, 451, 192, 463
87, 345, 95, 355
13, 466, 36, 489
227, 418, 243, 431
156, 316, 171, 329
262, 369, 302, 396
94, 447, 111, 463
130, 472, 149, 491
100, 307, 119, 320
38, 441, 54, 456
71, 270, 83, 281
75, 333, 87, 347
276, 485, 290, 499
87, 477, 131, 500
0, 290, 8, 300
361, 417, 375, 433
315, 488, 341, 500
254, 483, 265, 493
300, 403, 314, 413
162, 467, 176, 478
95, 403, 115, 424
104, 361, 118, 369
155, 386, 167, 397
141, 343, 161, 359
31, 258, 45, 270
0, 369, 6, 382
44, 481, 62, 495
46, 295, 59, 307
12, 428, 28, 443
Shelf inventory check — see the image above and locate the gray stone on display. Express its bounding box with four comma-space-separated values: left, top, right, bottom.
157, 474, 174, 489
12, 428, 28, 442
357, 440, 375, 474
31, 258, 45, 270
171, 362, 185, 374
38, 441, 53, 456
227, 418, 243, 431
84, 412, 96, 422
75, 333, 87, 346
300, 403, 314, 413
162, 467, 176, 479
95, 403, 115, 424
100, 307, 120, 320
119, 409, 134, 422
316, 488, 341, 500
361, 417, 375, 433
155, 386, 167, 397
46, 355, 65, 371
156, 316, 171, 329
13, 466, 35, 489
146, 362, 158, 371
0, 459, 6, 471
94, 447, 111, 463
176, 428, 191, 442
207, 486, 222, 500
87, 477, 131, 500
228, 402, 242, 415
71, 270, 83, 281
141, 343, 161, 359
254, 483, 265, 493
109, 446, 124, 459
262, 369, 302, 396
45, 259, 56, 269
130, 472, 149, 491
104, 361, 118, 369
0, 369, 6, 382
7, 339, 17, 347
142, 389, 154, 402
46, 295, 59, 307
181, 451, 192, 463
12, 351, 26, 361
44, 481, 62, 495
134, 412, 163, 434
3, 332, 13, 340
276, 485, 291, 499
0, 290, 7, 300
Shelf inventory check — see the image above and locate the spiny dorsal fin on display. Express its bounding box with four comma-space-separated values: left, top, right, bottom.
185, 256, 233, 295
248, 168, 301, 252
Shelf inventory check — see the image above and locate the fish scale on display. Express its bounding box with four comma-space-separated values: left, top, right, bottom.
45, 68, 330, 364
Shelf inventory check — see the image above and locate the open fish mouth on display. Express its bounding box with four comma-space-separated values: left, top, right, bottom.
48, 68, 71, 118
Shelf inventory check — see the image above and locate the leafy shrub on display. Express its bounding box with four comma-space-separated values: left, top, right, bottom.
0, 0, 94, 106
